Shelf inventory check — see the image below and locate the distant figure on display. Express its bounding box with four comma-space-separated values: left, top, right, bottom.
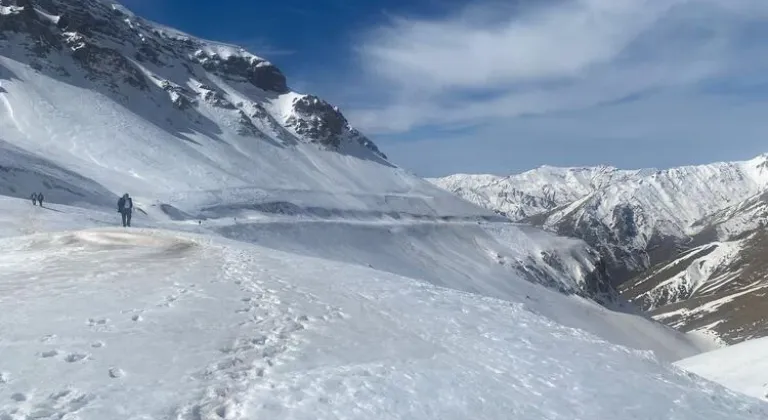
117, 193, 133, 227
37, 193, 44, 207
31, 193, 38, 206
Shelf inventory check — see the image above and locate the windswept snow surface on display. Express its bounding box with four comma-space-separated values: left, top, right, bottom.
1, 216, 767, 418
676, 337, 768, 401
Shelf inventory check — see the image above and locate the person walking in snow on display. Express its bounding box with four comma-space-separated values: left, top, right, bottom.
31, 192, 38, 206
117, 193, 133, 227
37, 192, 44, 207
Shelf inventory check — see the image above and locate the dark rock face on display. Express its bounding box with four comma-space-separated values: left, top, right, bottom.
613, 205, 638, 240
193, 51, 288, 93
553, 211, 648, 286
0, 2, 61, 54
287, 95, 345, 147
66, 34, 149, 90
286, 95, 386, 158
200, 87, 235, 109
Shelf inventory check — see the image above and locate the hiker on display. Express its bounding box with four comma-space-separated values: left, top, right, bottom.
31, 193, 38, 206
37, 192, 44, 207
117, 193, 133, 227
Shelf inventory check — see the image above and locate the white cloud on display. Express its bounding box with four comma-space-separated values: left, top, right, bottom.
362, 0, 677, 90
350, 0, 768, 135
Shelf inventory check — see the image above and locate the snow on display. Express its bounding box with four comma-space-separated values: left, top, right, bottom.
677, 336, 768, 400
1, 2, 767, 416
0, 200, 766, 419
34, 8, 61, 25
430, 165, 649, 221
631, 240, 745, 311
431, 155, 768, 247
696, 190, 768, 240
0, 52, 484, 219
0, 6, 22, 16
685, 329, 727, 351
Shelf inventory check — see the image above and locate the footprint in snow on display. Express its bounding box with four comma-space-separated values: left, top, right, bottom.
64, 353, 89, 363
131, 314, 143, 322
31, 389, 95, 417
91, 341, 105, 349
108, 367, 125, 379
87, 318, 109, 327
40, 350, 59, 358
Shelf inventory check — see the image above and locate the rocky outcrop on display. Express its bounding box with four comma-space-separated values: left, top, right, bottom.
192, 50, 288, 93
287, 95, 345, 147
287, 95, 386, 158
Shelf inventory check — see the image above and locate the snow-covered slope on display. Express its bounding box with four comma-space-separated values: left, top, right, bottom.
434, 156, 768, 344
676, 336, 768, 401
0, 199, 765, 419
432, 155, 768, 282
0, 0, 489, 219
432, 165, 647, 220
0, 0, 643, 305
620, 227, 768, 345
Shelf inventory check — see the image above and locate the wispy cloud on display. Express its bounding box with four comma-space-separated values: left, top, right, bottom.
349, 0, 768, 135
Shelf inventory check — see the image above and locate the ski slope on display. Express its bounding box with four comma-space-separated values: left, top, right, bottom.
677, 337, 768, 401
1, 203, 767, 419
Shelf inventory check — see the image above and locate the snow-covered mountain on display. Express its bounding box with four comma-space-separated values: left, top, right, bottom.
2, 0, 767, 416
0, 0, 635, 302
620, 191, 768, 345
0, 0, 441, 212
435, 165, 647, 221
432, 156, 768, 344
432, 155, 768, 280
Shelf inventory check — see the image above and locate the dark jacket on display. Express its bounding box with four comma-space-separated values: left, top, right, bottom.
118, 196, 133, 213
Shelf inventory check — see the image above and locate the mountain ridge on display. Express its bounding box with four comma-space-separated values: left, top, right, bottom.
432, 154, 768, 343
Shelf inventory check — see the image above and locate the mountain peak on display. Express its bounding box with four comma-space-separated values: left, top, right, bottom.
0, 0, 383, 160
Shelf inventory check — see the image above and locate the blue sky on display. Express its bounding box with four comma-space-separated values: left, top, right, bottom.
122, 0, 768, 177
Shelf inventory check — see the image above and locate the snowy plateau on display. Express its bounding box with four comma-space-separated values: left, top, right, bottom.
0, 0, 767, 419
